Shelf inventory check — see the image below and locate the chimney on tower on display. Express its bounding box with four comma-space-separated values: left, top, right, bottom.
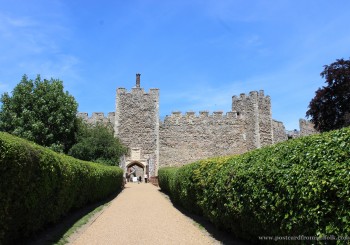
136, 73, 141, 88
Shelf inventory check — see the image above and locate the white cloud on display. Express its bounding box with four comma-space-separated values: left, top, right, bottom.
0, 10, 81, 93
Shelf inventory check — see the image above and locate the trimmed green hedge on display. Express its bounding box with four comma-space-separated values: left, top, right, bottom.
159, 127, 350, 243
0, 132, 123, 244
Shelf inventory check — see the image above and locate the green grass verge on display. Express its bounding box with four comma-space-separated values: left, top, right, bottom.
55, 202, 111, 245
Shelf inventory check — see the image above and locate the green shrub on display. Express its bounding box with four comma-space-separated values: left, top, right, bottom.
158, 167, 178, 194
158, 127, 350, 243
0, 132, 123, 244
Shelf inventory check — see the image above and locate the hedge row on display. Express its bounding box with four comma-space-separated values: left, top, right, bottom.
158, 127, 350, 243
0, 132, 123, 244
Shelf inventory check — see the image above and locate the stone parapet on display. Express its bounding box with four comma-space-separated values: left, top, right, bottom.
79, 76, 297, 174
159, 109, 246, 166
77, 112, 115, 127
117, 87, 159, 96
163, 111, 240, 121
299, 119, 318, 136
272, 119, 288, 143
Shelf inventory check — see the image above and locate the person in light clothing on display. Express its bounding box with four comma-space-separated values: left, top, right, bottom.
144, 173, 148, 183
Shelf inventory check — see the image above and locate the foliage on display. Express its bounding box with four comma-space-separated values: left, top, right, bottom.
158, 167, 179, 195
307, 58, 350, 132
0, 74, 78, 153
0, 132, 123, 244
68, 121, 127, 165
158, 127, 350, 243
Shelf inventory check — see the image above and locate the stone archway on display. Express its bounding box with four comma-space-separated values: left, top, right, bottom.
126, 161, 145, 182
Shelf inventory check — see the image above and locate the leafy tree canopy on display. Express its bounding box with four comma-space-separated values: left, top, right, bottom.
306, 58, 350, 132
69, 121, 128, 165
0, 74, 78, 152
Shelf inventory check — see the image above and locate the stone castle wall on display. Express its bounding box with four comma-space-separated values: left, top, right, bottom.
272, 120, 288, 143
78, 89, 283, 170
258, 91, 274, 146
299, 119, 318, 137
77, 75, 318, 175
232, 93, 260, 150
159, 111, 246, 167
231, 90, 273, 151
77, 112, 115, 127
159, 90, 275, 167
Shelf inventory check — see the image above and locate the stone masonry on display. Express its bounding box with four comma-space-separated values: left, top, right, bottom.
114, 76, 159, 177
299, 119, 318, 136
78, 74, 316, 176
159, 111, 246, 166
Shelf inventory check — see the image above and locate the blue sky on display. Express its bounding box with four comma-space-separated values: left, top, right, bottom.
0, 0, 349, 130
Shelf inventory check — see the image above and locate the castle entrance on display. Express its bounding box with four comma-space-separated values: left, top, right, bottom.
126, 161, 145, 182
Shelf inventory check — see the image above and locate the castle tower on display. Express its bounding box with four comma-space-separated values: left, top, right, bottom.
257, 90, 273, 146
232, 90, 273, 150
115, 74, 159, 178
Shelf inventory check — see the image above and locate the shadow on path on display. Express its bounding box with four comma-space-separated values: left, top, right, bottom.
158, 190, 253, 245
23, 190, 122, 245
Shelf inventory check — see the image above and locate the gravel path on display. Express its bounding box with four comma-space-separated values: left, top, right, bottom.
72, 182, 219, 245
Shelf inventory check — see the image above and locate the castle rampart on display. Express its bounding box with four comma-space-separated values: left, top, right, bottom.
78, 74, 319, 176
299, 119, 318, 136
77, 112, 115, 127
272, 119, 288, 143
159, 110, 246, 167
163, 111, 240, 121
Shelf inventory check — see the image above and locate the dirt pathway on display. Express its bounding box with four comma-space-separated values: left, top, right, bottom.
71, 182, 219, 245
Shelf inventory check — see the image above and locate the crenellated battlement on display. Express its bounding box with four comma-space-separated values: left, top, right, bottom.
231, 90, 273, 149
299, 119, 318, 136
77, 112, 115, 127
232, 90, 270, 109
116, 87, 159, 96
163, 110, 241, 121
78, 74, 301, 172
272, 119, 288, 143
160, 110, 244, 132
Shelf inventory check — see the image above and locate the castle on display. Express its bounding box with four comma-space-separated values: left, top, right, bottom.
78, 74, 316, 178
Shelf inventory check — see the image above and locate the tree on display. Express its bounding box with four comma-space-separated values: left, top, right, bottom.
0, 74, 78, 152
68, 121, 127, 165
306, 58, 350, 132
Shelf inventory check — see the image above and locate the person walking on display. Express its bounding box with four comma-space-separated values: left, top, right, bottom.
144, 173, 148, 183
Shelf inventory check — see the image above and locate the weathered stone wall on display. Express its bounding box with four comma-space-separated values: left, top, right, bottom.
272, 120, 288, 143
299, 119, 318, 136
231, 90, 273, 150
258, 90, 273, 147
114, 87, 159, 176
232, 93, 259, 151
79, 88, 287, 170
78, 76, 296, 175
159, 111, 246, 167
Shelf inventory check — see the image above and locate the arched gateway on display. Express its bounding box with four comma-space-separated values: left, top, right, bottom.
121, 148, 153, 182
126, 161, 144, 182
